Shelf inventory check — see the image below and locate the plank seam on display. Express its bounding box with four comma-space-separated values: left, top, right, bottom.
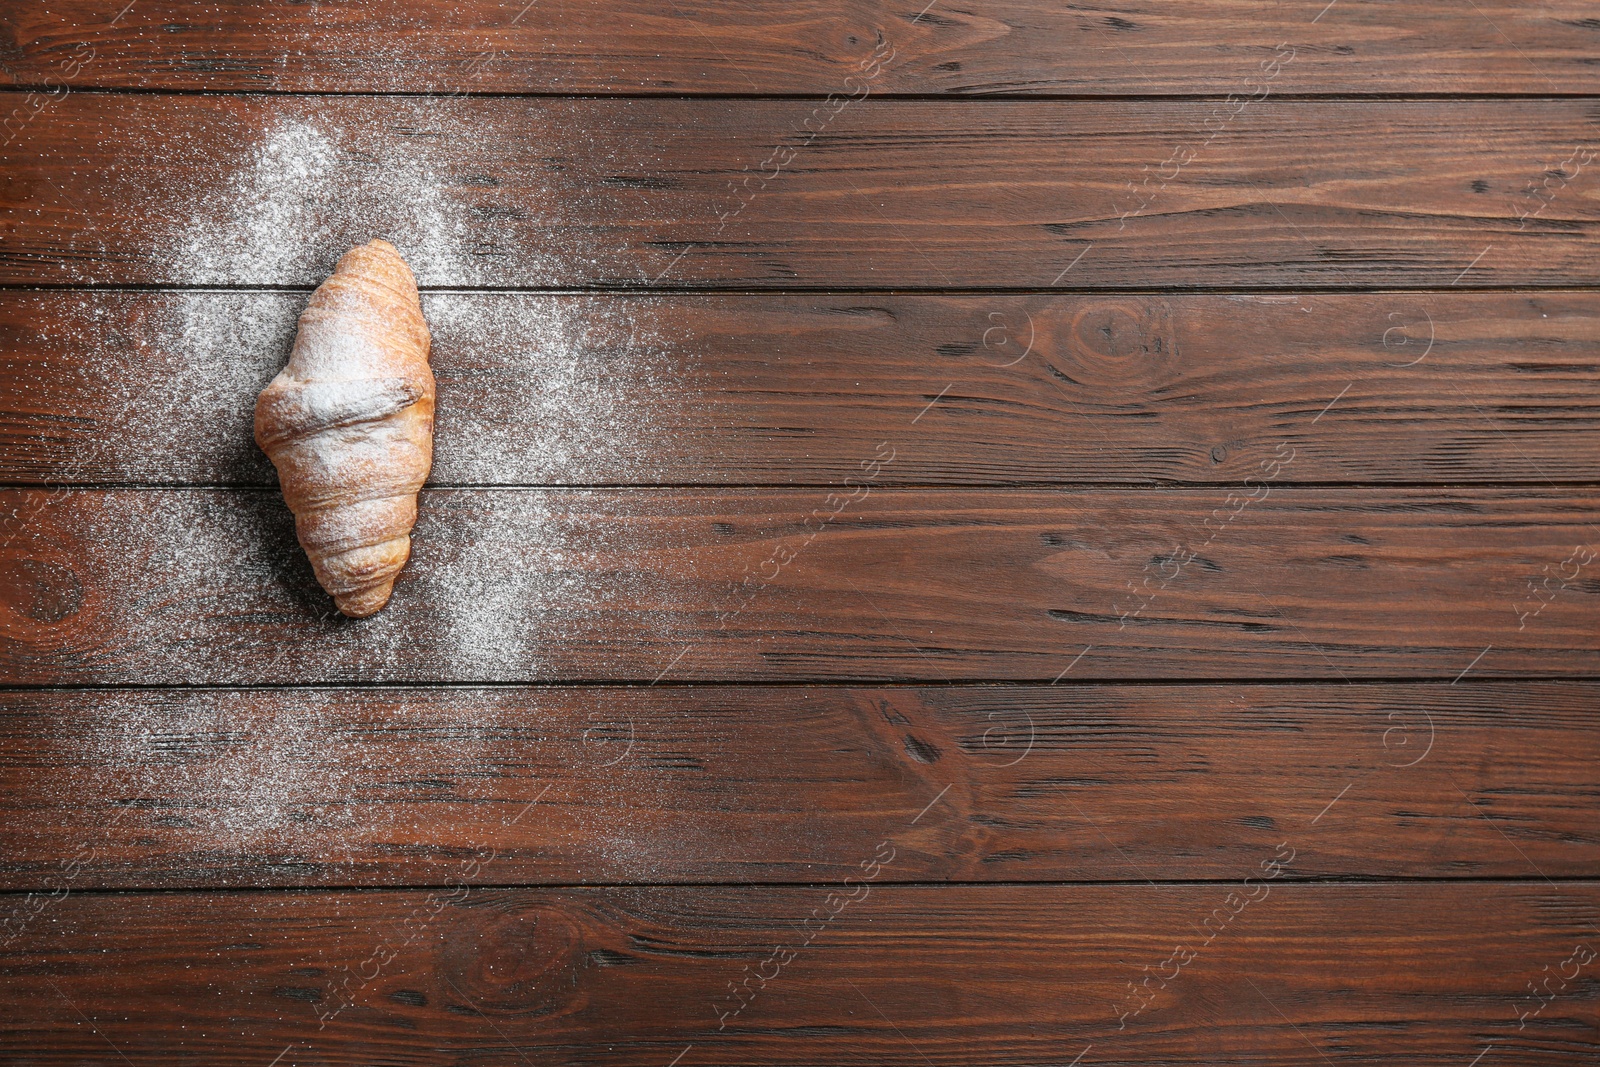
11, 87, 1600, 102
7, 482, 1600, 492
1, 876, 1596, 898
0, 677, 1593, 694
11, 284, 1600, 296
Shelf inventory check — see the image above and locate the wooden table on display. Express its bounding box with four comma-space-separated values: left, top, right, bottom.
2, 2, 1598, 1063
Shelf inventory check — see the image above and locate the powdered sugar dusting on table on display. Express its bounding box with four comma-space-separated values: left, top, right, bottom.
425, 294, 684, 484
32, 290, 691, 485
32, 488, 698, 860
158, 112, 495, 285
58, 487, 691, 685
23, 96, 704, 865
136, 94, 655, 286
89, 689, 379, 859
26, 687, 714, 885
30, 89, 694, 481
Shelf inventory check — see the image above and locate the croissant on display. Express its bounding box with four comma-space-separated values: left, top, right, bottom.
254, 239, 435, 618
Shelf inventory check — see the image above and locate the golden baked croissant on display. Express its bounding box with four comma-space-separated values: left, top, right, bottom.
254, 239, 434, 618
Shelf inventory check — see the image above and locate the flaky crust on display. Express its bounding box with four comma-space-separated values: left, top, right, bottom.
254, 240, 434, 617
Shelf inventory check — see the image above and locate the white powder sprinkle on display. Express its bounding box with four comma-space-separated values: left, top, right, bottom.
162, 113, 498, 286
31, 687, 718, 885
54, 487, 689, 685
32, 292, 296, 482
423, 294, 684, 485
18, 97, 708, 871
29, 289, 693, 486
92, 689, 376, 859
113, 97, 658, 287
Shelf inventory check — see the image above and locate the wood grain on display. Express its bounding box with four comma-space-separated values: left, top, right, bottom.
2, 3, 1596, 1061
4, 95, 1598, 289
1, 488, 1594, 685
0, 683, 1593, 889
4, 290, 1597, 487
4, 883, 1596, 1064
5, 1, 1600, 95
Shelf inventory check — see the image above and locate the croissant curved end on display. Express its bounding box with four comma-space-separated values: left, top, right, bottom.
336, 578, 400, 620
255, 240, 435, 618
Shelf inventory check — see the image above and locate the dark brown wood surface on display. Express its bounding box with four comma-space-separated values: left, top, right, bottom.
3, 488, 1594, 685
5, 95, 1600, 289
4, 290, 1597, 487
4, 3, 1598, 1063
1, 683, 1594, 889
4, 1, 1600, 95
4, 883, 1596, 1065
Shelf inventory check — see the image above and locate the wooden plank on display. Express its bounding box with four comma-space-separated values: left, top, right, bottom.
1, 488, 1594, 685
4, 883, 1596, 1064
5, 1, 1600, 95
5, 290, 1598, 487
0, 683, 1593, 889
4, 95, 1599, 289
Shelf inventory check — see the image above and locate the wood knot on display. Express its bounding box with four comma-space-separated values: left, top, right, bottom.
1058, 300, 1175, 389
0, 553, 85, 630
440, 901, 586, 1018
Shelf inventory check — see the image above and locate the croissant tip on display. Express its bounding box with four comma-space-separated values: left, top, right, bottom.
334, 580, 397, 619
331, 239, 418, 299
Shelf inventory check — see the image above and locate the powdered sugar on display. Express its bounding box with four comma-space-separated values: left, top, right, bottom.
2, 292, 292, 483
423, 294, 682, 485
21, 684, 716, 886
28, 94, 694, 483
29, 486, 690, 874
127, 96, 655, 287
14, 94, 705, 873
92, 688, 378, 860
160, 112, 499, 286
49, 487, 688, 685
22, 289, 689, 485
